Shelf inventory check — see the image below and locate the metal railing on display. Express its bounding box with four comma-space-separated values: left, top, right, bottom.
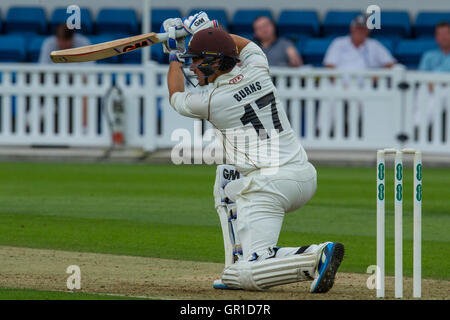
0, 63, 449, 154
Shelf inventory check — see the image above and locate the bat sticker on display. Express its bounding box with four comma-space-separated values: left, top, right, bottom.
122, 40, 150, 53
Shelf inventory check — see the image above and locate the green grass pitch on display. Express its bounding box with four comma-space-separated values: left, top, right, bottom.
0, 161, 448, 289
0, 287, 149, 300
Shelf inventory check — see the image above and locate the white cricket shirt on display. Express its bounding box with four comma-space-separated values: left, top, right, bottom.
170, 42, 308, 175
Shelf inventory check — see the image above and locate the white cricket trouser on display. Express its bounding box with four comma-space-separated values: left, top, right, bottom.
224, 161, 317, 261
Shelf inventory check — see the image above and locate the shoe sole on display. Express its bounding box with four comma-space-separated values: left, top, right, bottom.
312, 242, 345, 293
213, 280, 242, 290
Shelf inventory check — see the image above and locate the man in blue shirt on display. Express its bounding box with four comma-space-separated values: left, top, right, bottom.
419, 22, 450, 72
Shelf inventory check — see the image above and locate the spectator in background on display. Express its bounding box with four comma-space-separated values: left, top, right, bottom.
419, 22, 450, 72
417, 22, 450, 142
321, 14, 396, 139
39, 24, 92, 64
323, 14, 396, 69
253, 16, 302, 67
38, 24, 93, 134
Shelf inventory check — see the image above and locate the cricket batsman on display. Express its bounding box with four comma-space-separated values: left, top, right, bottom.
162, 12, 344, 292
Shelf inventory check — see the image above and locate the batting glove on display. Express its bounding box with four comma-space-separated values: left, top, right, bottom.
169, 51, 185, 63
160, 18, 186, 55
182, 11, 219, 35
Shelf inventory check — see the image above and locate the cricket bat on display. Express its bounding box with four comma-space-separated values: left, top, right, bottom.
50, 29, 188, 63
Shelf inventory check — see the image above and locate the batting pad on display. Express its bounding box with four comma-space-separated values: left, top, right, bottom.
221, 253, 317, 290
216, 205, 236, 267
214, 165, 244, 267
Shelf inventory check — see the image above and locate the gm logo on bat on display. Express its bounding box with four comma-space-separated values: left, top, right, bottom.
122, 40, 151, 53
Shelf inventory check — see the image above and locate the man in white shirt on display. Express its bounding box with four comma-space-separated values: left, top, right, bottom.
324, 14, 396, 69
162, 12, 344, 293
321, 14, 396, 138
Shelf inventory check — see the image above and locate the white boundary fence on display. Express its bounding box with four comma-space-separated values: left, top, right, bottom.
0, 63, 449, 154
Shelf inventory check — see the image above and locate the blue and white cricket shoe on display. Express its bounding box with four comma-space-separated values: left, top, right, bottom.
213, 279, 242, 290
310, 242, 345, 293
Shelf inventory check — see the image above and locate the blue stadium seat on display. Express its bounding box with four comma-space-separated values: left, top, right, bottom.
188, 9, 229, 30
295, 35, 311, 54
28, 36, 47, 62
231, 9, 273, 35
375, 38, 395, 54
414, 12, 450, 37
152, 43, 167, 64
50, 7, 93, 34
282, 34, 310, 47
278, 10, 319, 41
323, 10, 361, 36
302, 38, 334, 66
370, 11, 411, 38
235, 33, 254, 40
0, 35, 26, 62
370, 34, 402, 45
150, 35, 183, 64
120, 48, 142, 64
88, 35, 119, 63
120, 43, 165, 64
395, 39, 438, 69
151, 9, 182, 32
5, 7, 47, 35
96, 8, 138, 36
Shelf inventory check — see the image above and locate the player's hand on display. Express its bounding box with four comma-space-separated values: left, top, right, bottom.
169, 51, 185, 63
182, 12, 219, 35
160, 18, 186, 55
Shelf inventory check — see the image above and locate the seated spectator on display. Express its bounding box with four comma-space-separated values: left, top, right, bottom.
418, 22, 450, 72
253, 16, 302, 67
323, 14, 396, 69
321, 14, 396, 139
39, 24, 92, 64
